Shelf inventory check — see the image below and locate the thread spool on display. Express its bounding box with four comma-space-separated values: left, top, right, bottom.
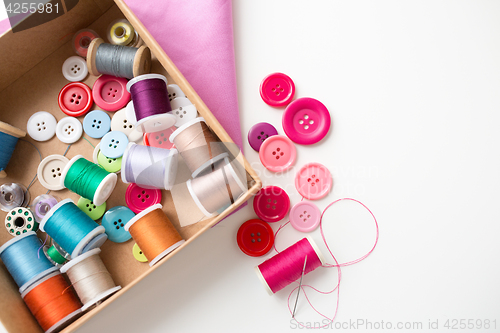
60, 155, 117, 206
61, 248, 121, 311
87, 38, 151, 79
43, 242, 69, 266
126, 74, 176, 133
121, 143, 178, 190
255, 237, 325, 295
124, 204, 184, 266
0, 182, 30, 212
107, 19, 135, 46
4, 207, 37, 236
31, 194, 59, 223
0, 121, 26, 179
187, 157, 247, 217
72, 29, 99, 58
40, 199, 107, 259
170, 118, 229, 177
21, 270, 82, 333
0, 232, 58, 292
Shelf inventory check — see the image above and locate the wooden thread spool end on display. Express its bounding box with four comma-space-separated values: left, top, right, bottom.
87, 37, 104, 77
133, 45, 151, 77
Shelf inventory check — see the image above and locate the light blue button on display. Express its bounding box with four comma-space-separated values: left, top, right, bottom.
100, 131, 129, 158
101, 206, 135, 243
83, 110, 111, 139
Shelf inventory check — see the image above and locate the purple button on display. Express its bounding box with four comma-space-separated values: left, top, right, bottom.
289, 201, 321, 233
248, 122, 278, 152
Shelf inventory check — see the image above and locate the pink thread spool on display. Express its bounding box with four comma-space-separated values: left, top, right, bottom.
255, 237, 325, 295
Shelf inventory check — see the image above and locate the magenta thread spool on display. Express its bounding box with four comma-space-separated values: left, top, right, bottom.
126, 74, 176, 133
255, 237, 325, 295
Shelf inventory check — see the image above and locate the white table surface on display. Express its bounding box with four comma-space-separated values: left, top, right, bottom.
2, 0, 500, 332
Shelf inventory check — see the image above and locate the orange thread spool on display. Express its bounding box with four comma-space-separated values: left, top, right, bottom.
22, 271, 82, 333
124, 204, 184, 266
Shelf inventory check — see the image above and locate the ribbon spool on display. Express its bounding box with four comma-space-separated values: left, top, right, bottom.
255, 237, 325, 295
124, 204, 184, 266
87, 38, 151, 79
187, 157, 247, 217
40, 199, 107, 259
125, 74, 176, 133
43, 242, 69, 266
0, 232, 58, 292
4, 207, 37, 236
0, 182, 30, 212
170, 117, 229, 178
72, 29, 99, 58
60, 248, 121, 311
121, 143, 178, 190
21, 270, 82, 333
31, 194, 59, 223
0, 121, 26, 179
61, 155, 117, 206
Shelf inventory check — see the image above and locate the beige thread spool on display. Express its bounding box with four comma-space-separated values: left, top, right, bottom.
169, 117, 228, 177
60, 248, 121, 311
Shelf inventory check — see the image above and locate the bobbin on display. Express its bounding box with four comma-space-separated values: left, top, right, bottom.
0, 120, 26, 179
107, 19, 135, 46
43, 242, 69, 266
60, 155, 118, 206
60, 248, 121, 311
0, 182, 30, 212
32, 194, 59, 223
4, 207, 37, 236
87, 38, 151, 78
72, 29, 99, 58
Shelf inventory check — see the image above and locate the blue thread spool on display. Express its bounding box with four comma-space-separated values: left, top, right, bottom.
0, 121, 26, 179
0, 231, 58, 293
40, 199, 107, 259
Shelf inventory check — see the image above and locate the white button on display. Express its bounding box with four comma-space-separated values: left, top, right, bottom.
170, 104, 198, 127
110, 108, 142, 142
56, 117, 83, 144
167, 84, 187, 101
37, 155, 69, 191
170, 97, 193, 110
26, 111, 57, 142
62, 56, 88, 82
125, 101, 137, 124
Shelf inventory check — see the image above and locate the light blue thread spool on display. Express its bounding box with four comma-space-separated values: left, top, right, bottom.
40, 199, 107, 259
0, 231, 58, 293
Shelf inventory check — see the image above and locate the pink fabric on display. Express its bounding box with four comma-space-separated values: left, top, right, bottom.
124, 0, 242, 149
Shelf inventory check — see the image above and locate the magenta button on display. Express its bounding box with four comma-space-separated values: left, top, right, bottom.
295, 162, 332, 200
125, 183, 162, 214
283, 97, 331, 145
248, 122, 278, 152
259, 135, 296, 172
92, 75, 130, 112
253, 185, 290, 223
145, 126, 176, 149
260, 73, 295, 107
289, 201, 321, 233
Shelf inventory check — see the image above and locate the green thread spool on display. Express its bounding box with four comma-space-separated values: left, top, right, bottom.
61, 155, 117, 206
45, 244, 68, 265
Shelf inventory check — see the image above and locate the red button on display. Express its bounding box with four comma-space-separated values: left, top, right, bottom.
260, 72, 295, 107
237, 219, 274, 257
92, 75, 130, 112
58, 82, 93, 117
125, 183, 162, 214
144, 126, 176, 149
253, 185, 290, 223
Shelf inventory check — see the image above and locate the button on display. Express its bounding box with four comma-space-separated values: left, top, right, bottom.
37, 155, 69, 191
259, 135, 296, 172
236, 219, 274, 257
260, 72, 295, 107
92, 75, 130, 112
170, 105, 197, 128
58, 82, 93, 117
125, 183, 162, 214
282, 97, 331, 145
167, 84, 186, 101
110, 108, 142, 142
295, 162, 333, 200
62, 56, 88, 82
289, 201, 321, 233
100, 131, 129, 158
170, 97, 192, 110
26, 111, 57, 142
56, 117, 83, 144
144, 126, 176, 149
83, 110, 111, 139
92, 143, 122, 173
5, 207, 37, 236
247, 122, 278, 152
252, 186, 290, 223
132, 243, 148, 262
101, 206, 135, 243
76, 197, 106, 220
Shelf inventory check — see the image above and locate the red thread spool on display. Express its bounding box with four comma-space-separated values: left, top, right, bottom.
72, 29, 99, 58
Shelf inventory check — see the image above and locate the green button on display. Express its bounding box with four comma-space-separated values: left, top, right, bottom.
77, 197, 106, 220
97, 150, 122, 173
132, 243, 148, 263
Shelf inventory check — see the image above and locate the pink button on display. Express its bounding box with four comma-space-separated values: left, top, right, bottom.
58, 82, 93, 117
92, 75, 131, 112
260, 73, 295, 107
259, 135, 296, 172
295, 163, 333, 200
144, 126, 176, 149
125, 183, 162, 214
282, 97, 331, 145
290, 201, 321, 233
253, 186, 290, 223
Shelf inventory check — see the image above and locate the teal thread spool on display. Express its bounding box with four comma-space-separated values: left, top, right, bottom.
0, 121, 26, 179
40, 199, 107, 259
60, 155, 117, 206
